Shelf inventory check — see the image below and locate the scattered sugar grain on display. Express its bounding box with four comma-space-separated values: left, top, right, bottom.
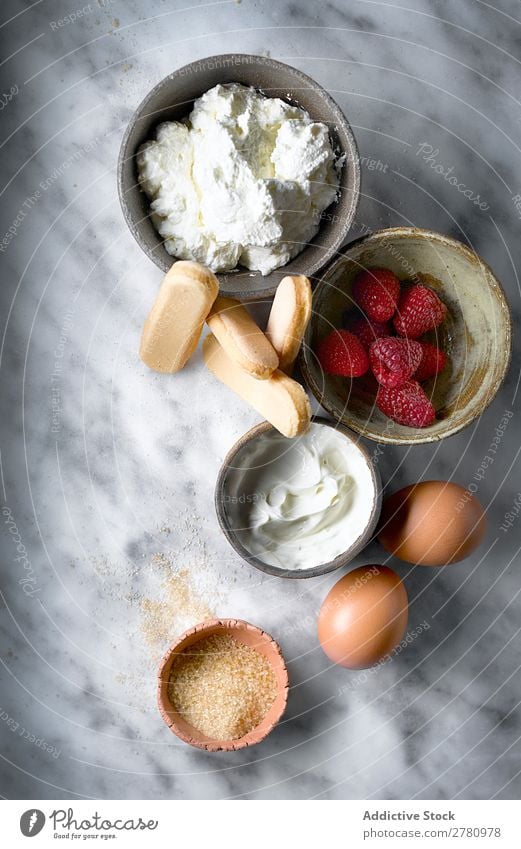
140, 569, 213, 650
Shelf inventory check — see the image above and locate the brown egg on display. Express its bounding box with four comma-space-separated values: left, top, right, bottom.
378, 480, 486, 566
317, 565, 408, 669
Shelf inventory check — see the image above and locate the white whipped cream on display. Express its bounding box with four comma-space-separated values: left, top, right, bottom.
225, 424, 376, 570
137, 83, 340, 275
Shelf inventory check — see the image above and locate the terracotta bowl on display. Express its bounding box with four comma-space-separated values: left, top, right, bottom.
157, 618, 289, 752
117, 53, 360, 300
300, 228, 512, 444
215, 418, 382, 578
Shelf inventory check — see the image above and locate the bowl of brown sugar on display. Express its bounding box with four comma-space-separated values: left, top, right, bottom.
157, 618, 289, 751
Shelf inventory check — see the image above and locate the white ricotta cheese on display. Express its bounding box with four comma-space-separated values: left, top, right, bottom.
137, 83, 341, 275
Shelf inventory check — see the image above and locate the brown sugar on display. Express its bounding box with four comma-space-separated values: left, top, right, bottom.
167, 634, 277, 740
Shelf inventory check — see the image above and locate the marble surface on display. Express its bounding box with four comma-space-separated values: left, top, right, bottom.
1, 0, 520, 800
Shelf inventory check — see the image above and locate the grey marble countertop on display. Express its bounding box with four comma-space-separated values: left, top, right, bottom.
1, 0, 520, 800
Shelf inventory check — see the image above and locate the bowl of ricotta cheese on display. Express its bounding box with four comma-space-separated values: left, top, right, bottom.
215, 419, 382, 578
118, 54, 360, 299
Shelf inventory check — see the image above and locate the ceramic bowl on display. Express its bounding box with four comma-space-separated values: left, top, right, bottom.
215, 418, 382, 578
117, 53, 360, 300
300, 228, 512, 445
157, 618, 289, 751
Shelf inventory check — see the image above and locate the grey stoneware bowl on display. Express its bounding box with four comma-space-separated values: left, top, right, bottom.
214, 418, 382, 579
300, 228, 512, 445
117, 54, 360, 300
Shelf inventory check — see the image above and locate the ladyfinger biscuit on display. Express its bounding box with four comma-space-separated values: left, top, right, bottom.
140, 261, 219, 373
265, 275, 312, 374
203, 334, 311, 438
207, 296, 279, 379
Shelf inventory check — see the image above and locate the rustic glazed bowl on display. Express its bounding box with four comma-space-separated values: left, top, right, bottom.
157, 618, 289, 752
117, 53, 360, 300
300, 228, 512, 445
215, 418, 382, 578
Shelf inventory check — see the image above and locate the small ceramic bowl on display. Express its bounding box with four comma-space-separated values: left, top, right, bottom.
215, 418, 382, 578
300, 228, 512, 445
117, 53, 360, 300
157, 618, 289, 751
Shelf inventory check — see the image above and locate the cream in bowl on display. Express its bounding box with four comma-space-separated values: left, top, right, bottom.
136, 83, 342, 276
215, 419, 382, 578
117, 54, 360, 300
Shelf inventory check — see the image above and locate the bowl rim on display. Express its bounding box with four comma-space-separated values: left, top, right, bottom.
214, 416, 382, 579
300, 226, 513, 445
117, 52, 361, 299
157, 617, 289, 752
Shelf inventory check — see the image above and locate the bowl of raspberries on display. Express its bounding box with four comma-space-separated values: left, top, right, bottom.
300, 228, 511, 444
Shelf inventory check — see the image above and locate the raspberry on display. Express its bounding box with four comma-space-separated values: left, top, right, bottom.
393, 285, 447, 338
343, 314, 390, 350
376, 380, 436, 428
370, 336, 423, 389
316, 329, 369, 378
352, 268, 401, 322
414, 341, 447, 381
